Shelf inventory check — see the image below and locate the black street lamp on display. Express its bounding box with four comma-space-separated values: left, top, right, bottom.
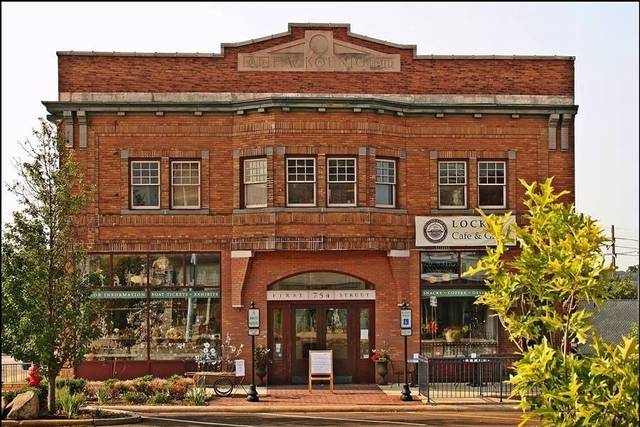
246, 301, 260, 402
399, 301, 412, 402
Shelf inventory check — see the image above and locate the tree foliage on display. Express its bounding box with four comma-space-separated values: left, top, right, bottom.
467, 178, 639, 426
600, 266, 639, 299
1, 119, 100, 413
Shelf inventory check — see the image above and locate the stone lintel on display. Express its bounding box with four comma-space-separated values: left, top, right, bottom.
231, 250, 253, 258
388, 249, 410, 257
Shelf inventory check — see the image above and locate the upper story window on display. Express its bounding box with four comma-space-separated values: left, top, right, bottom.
375, 159, 396, 208
287, 158, 316, 206
243, 158, 268, 208
327, 158, 357, 207
171, 161, 200, 209
438, 161, 466, 209
478, 161, 506, 208
131, 160, 160, 209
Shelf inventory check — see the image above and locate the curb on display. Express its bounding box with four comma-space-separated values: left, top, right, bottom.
2, 408, 142, 426
100, 403, 521, 414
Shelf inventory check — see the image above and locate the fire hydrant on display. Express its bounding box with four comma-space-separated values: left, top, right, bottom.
27, 364, 43, 387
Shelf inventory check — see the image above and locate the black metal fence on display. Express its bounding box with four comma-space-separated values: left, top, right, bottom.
418, 355, 530, 402
1, 363, 30, 385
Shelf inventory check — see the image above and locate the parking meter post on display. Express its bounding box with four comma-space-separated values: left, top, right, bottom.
246, 301, 259, 402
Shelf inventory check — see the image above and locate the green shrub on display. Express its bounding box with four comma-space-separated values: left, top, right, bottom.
56, 387, 86, 419
140, 375, 155, 382
167, 378, 193, 401
56, 378, 87, 395
147, 390, 171, 404
122, 391, 146, 404
95, 386, 111, 405
185, 386, 208, 406
103, 378, 118, 387
147, 378, 168, 395
132, 377, 153, 396
111, 381, 134, 400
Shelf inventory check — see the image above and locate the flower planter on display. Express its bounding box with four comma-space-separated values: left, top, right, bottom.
376, 361, 389, 385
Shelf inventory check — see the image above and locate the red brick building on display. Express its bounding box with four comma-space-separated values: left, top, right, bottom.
43, 23, 576, 384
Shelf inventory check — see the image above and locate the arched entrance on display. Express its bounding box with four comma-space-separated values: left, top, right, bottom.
267, 272, 376, 384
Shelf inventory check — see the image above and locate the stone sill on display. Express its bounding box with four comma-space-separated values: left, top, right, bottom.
429, 208, 515, 215
233, 207, 408, 214
120, 208, 210, 215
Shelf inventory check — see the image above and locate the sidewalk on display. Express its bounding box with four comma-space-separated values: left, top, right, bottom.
99, 383, 521, 414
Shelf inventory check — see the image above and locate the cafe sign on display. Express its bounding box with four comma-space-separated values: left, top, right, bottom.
415, 216, 516, 247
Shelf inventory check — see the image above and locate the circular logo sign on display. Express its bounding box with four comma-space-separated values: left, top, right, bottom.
423, 219, 448, 244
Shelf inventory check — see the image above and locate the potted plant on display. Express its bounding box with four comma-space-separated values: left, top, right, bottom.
370, 341, 391, 385
254, 344, 271, 386
444, 326, 469, 342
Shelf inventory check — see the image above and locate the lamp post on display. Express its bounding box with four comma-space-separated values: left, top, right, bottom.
246, 301, 260, 402
399, 301, 412, 401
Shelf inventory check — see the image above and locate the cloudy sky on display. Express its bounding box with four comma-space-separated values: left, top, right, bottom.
2, 2, 638, 268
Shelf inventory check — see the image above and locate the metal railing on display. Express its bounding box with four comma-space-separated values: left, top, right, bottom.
1, 363, 30, 385
418, 355, 533, 402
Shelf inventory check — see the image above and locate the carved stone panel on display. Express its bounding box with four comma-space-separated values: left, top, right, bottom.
238, 31, 401, 72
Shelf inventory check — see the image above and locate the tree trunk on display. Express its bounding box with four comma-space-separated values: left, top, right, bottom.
47, 374, 56, 414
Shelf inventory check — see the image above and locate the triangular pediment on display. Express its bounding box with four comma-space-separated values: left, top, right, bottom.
238, 30, 400, 72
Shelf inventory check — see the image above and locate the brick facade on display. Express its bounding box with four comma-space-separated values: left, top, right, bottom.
46, 23, 575, 383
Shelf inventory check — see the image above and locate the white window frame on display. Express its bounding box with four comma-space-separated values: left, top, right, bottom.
243, 158, 268, 208
478, 161, 506, 209
438, 161, 467, 209
327, 157, 358, 207
286, 157, 316, 207
171, 160, 201, 209
375, 159, 396, 208
130, 160, 160, 209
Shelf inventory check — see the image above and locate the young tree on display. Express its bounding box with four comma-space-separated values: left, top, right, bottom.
467, 178, 639, 426
2, 119, 100, 413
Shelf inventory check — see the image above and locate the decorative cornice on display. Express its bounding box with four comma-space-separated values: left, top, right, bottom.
56, 23, 575, 61
44, 93, 578, 117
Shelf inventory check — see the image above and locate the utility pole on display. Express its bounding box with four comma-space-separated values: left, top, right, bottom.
611, 225, 617, 268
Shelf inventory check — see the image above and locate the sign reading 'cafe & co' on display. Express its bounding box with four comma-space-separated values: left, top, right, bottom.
415, 216, 516, 247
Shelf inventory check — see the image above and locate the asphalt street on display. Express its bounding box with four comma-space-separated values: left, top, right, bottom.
132, 410, 534, 426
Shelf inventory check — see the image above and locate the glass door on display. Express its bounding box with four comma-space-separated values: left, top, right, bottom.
325, 307, 350, 382
292, 307, 318, 383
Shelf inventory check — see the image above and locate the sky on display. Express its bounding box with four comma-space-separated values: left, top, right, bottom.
1, 2, 638, 268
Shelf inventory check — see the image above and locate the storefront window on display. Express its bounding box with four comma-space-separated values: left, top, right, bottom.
87, 252, 221, 361
148, 291, 221, 360
113, 254, 147, 287
420, 295, 497, 357
91, 298, 148, 361
187, 254, 221, 288
421, 252, 486, 284
150, 254, 185, 286
87, 254, 110, 287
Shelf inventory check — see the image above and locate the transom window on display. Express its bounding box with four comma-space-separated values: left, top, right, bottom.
244, 158, 268, 208
131, 160, 160, 209
478, 161, 506, 208
438, 161, 467, 209
327, 158, 357, 206
287, 158, 316, 206
171, 161, 200, 209
375, 159, 396, 208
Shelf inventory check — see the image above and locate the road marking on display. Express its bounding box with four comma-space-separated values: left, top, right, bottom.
255, 412, 427, 426
140, 415, 256, 427
426, 411, 526, 422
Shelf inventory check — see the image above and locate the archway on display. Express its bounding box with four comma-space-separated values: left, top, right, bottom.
266, 272, 376, 384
